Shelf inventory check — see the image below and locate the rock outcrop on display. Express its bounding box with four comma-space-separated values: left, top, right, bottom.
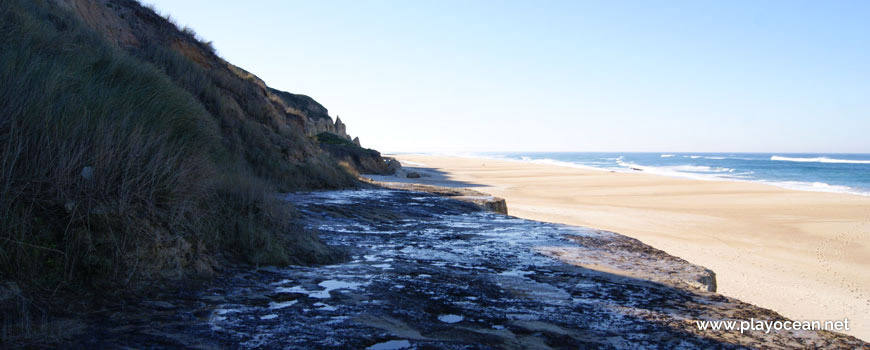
267, 88, 358, 144
367, 180, 509, 215
334, 117, 348, 140
384, 157, 402, 174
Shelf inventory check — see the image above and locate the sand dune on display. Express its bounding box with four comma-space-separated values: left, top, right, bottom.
384, 154, 870, 341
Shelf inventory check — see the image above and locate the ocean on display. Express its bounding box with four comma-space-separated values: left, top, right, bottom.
473, 152, 870, 196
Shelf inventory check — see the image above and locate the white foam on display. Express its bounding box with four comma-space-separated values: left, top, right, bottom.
499, 269, 533, 277
452, 153, 870, 196
668, 165, 734, 173
398, 160, 427, 166
760, 180, 869, 195
682, 155, 729, 160
771, 156, 870, 164
660, 154, 675, 158
614, 160, 870, 195
616, 160, 718, 180
518, 157, 608, 171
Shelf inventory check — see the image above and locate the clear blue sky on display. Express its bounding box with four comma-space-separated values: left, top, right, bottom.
147, 0, 869, 153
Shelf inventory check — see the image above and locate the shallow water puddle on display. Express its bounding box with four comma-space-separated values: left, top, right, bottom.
437, 314, 464, 323
366, 339, 412, 350
268, 300, 297, 309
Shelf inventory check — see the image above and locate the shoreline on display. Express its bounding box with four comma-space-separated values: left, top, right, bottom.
390, 152, 870, 197
375, 154, 870, 341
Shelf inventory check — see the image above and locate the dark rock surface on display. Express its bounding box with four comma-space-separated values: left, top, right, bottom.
61, 190, 865, 349
368, 181, 509, 215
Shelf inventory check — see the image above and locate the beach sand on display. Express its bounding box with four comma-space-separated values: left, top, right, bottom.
377, 154, 870, 340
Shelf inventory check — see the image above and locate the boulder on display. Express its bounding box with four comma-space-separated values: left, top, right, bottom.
385, 158, 402, 175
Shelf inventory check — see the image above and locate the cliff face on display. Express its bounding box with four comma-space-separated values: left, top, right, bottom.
268, 88, 362, 146
53, 0, 378, 180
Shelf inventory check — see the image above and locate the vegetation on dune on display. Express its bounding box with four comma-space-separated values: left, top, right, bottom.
316, 133, 393, 175
317, 132, 362, 147
0, 0, 351, 340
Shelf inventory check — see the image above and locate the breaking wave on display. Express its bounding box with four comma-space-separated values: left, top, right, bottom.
771, 156, 870, 164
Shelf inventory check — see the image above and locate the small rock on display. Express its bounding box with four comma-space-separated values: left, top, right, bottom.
406, 172, 421, 179
80, 166, 95, 180
242, 294, 272, 306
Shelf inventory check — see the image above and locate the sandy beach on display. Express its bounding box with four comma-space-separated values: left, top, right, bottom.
378, 154, 870, 340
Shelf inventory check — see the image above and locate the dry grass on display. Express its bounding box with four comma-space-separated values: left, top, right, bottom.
0, 0, 350, 344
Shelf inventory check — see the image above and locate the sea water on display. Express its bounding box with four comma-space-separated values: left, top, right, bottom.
471, 152, 870, 196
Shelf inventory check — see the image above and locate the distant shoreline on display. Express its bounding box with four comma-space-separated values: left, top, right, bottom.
385, 152, 870, 197
376, 154, 870, 341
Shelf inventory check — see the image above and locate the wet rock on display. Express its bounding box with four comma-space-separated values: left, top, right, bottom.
695, 268, 717, 292
141, 301, 176, 311
240, 293, 272, 306
405, 172, 421, 179
370, 181, 509, 215
202, 295, 226, 304
59, 189, 867, 349
455, 195, 508, 215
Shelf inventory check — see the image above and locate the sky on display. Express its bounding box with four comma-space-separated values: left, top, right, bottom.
146, 0, 869, 153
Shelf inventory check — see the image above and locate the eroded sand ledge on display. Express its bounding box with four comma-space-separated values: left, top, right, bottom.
377, 154, 870, 341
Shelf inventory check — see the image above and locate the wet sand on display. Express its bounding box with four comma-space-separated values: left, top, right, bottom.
376, 154, 870, 340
